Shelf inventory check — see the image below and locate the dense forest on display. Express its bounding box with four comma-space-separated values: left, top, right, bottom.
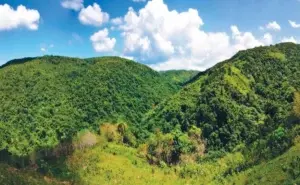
0, 43, 299, 185
0, 56, 188, 157
142, 43, 300, 158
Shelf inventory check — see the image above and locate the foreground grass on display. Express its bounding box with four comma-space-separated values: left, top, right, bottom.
65, 140, 247, 185
2, 139, 300, 185
67, 143, 186, 185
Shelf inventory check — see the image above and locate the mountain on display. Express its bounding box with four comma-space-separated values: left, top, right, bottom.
143, 43, 300, 154
1, 43, 300, 185
0, 56, 179, 156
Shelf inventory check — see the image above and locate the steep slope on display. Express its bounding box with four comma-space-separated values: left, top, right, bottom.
143, 43, 300, 152
0, 56, 178, 156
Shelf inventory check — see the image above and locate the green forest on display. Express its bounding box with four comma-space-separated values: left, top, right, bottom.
0, 43, 300, 185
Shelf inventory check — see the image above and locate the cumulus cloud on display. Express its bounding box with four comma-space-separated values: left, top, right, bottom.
281, 36, 298, 43
289, 20, 300, 28
262, 33, 273, 45
118, 0, 271, 70
90, 28, 116, 52
0, 4, 40, 31
61, 0, 83, 11
79, 3, 109, 27
265, 21, 281, 31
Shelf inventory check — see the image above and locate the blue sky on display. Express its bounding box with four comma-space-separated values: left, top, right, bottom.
0, 0, 300, 70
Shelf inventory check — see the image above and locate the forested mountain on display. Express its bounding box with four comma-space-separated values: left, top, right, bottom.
142, 43, 300, 155
0, 56, 179, 156
0, 43, 300, 185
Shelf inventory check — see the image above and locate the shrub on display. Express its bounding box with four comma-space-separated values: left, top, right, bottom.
73, 130, 98, 150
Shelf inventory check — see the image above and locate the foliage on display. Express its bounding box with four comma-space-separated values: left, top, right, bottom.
146, 126, 205, 165
0, 56, 178, 156
143, 43, 300, 153
1, 43, 300, 185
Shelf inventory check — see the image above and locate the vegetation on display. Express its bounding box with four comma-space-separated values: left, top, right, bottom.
0, 56, 178, 157
0, 43, 300, 184
0, 163, 64, 185
143, 43, 300, 155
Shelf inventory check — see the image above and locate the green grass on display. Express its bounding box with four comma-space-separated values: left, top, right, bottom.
63, 138, 247, 185
66, 143, 186, 185
268, 51, 286, 61
224, 65, 251, 95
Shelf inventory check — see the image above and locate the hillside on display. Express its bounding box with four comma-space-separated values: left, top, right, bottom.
142, 43, 300, 154
0, 56, 178, 157
0, 44, 300, 185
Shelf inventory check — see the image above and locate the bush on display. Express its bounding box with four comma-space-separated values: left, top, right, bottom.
99, 123, 137, 146
73, 130, 98, 150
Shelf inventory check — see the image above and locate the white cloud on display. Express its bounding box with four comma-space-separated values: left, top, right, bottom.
119, 0, 271, 70
262, 33, 273, 45
289, 20, 300, 28
90, 28, 116, 52
41, 47, 46, 52
0, 4, 40, 31
281, 36, 298, 43
61, 0, 83, 11
265, 21, 281, 31
111, 17, 123, 25
79, 3, 109, 27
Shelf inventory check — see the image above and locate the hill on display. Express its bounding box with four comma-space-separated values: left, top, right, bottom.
1, 44, 300, 185
142, 43, 300, 155
0, 56, 179, 157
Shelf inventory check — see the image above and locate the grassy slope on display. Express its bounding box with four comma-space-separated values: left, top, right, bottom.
67, 143, 184, 185
60, 139, 246, 185
2, 141, 299, 185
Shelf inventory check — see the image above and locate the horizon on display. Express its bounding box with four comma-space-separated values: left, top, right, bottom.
1, 0, 300, 70
0, 41, 296, 71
